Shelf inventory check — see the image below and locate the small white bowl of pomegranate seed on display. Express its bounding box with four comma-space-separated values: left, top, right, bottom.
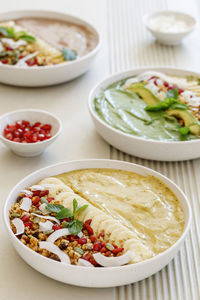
0, 109, 62, 157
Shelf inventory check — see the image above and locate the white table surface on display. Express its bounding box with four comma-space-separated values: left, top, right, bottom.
0, 0, 200, 299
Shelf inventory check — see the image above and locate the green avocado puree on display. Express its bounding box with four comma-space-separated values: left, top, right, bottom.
94, 79, 197, 141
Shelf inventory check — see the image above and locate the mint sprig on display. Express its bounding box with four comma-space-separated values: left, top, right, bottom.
166, 88, 178, 99
56, 208, 74, 219
68, 219, 83, 235
145, 97, 176, 112
0, 26, 15, 38
46, 199, 88, 235
46, 204, 64, 213
62, 48, 77, 61
145, 87, 188, 112
0, 26, 36, 43
17, 34, 36, 43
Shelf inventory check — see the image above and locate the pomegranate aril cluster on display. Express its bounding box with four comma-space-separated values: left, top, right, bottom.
3, 120, 52, 143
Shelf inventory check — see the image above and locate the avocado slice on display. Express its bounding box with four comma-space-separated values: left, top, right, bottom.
125, 83, 160, 105
167, 109, 200, 136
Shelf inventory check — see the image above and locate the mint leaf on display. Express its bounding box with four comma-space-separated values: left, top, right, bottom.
46, 204, 64, 213
177, 125, 190, 135
170, 102, 188, 110
0, 27, 9, 37
68, 219, 83, 235
72, 198, 88, 215
0, 26, 15, 38
73, 199, 78, 214
145, 97, 176, 112
62, 48, 77, 61
17, 34, 36, 43
166, 88, 178, 99
56, 207, 74, 219
75, 205, 88, 215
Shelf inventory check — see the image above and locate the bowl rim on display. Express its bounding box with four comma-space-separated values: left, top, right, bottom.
3, 158, 192, 272
0, 9, 102, 70
0, 108, 62, 145
88, 66, 200, 145
143, 10, 196, 35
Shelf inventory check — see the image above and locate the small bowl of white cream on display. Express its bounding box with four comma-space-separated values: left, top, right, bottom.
143, 10, 196, 45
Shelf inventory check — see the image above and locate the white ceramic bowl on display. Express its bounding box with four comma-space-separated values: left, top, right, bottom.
143, 10, 196, 46
0, 109, 62, 157
4, 159, 191, 288
0, 10, 101, 87
88, 67, 200, 161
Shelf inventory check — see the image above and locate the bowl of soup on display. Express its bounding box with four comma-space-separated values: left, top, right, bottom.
0, 10, 101, 86
88, 67, 200, 161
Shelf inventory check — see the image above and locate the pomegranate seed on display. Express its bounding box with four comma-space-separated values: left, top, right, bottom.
16, 128, 23, 136
32, 126, 41, 132
86, 224, 94, 235
104, 251, 111, 256
41, 124, 52, 131
13, 131, 20, 138
6, 46, 13, 51
33, 122, 41, 127
26, 58, 37, 66
163, 81, 169, 87
154, 79, 158, 86
112, 247, 124, 254
24, 221, 32, 228
52, 224, 62, 231
7, 125, 15, 132
45, 133, 51, 139
1, 59, 8, 64
101, 242, 106, 247
47, 197, 54, 202
38, 134, 45, 141
5, 133, 13, 140
93, 241, 102, 252
78, 237, 87, 245
21, 215, 29, 223
15, 121, 22, 128
90, 236, 96, 243
22, 120, 30, 127
30, 133, 37, 143
32, 196, 40, 206
178, 88, 184, 95
24, 131, 31, 138
19, 54, 24, 59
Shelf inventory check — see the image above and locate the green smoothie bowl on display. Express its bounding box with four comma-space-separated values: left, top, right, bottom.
88, 67, 200, 161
